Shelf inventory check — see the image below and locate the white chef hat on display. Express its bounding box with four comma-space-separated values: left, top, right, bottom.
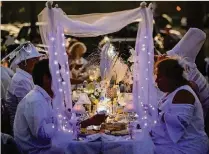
9, 42, 42, 69
167, 28, 206, 63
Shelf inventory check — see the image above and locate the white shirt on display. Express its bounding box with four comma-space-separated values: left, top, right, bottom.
14, 85, 56, 154
6, 68, 34, 127
1, 66, 14, 100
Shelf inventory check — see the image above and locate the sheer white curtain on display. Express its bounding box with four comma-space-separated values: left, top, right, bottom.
38, 2, 157, 128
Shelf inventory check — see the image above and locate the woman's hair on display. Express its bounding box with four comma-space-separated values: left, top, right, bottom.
155, 57, 189, 86
32, 59, 51, 87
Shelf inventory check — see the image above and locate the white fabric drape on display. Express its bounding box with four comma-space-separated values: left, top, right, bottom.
38, 3, 157, 128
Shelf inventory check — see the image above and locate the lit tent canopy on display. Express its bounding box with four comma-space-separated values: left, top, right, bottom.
38, 1, 157, 128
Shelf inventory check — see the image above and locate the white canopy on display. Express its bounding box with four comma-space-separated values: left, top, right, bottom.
38, 1, 157, 129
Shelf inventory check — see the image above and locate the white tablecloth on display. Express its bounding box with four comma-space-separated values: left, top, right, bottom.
62, 131, 155, 154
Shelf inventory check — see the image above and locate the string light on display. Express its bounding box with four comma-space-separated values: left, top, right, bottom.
66, 71, 69, 75
148, 61, 151, 64
50, 37, 55, 41
58, 114, 62, 118
146, 78, 148, 80
148, 52, 151, 55
62, 82, 66, 85
144, 36, 147, 39
154, 120, 157, 124
62, 33, 65, 37
56, 70, 59, 74
54, 60, 58, 65
52, 125, 55, 128
142, 47, 146, 51
59, 88, 63, 92
144, 123, 148, 126
62, 43, 65, 47
54, 52, 58, 56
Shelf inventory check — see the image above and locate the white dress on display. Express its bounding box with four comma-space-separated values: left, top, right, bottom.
151, 85, 209, 154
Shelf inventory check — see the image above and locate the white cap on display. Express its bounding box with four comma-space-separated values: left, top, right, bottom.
167, 28, 206, 63
10, 42, 42, 68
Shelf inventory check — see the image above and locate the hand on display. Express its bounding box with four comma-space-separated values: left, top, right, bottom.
91, 114, 108, 126
80, 114, 108, 128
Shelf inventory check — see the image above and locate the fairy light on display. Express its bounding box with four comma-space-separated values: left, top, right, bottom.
54, 52, 58, 56
148, 52, 151, 55
62, 33, 65, 37
58, 114, 62, 118
59, 88, 63, 92
154, 120, 157, 124
52, 125, 55, 128
62, 81, 66, 85
148, 61, 151, 64
66, 71, 69, 75
142, 47, 146, 51
54, 60, 58, 65
144, 123, 148, 126
58, 78, 61, 82
50, 37, 55, 41
146, 78, 148, 80
64, 52, 67, 56
56, 70, 59, 74
62, 43, 65, 47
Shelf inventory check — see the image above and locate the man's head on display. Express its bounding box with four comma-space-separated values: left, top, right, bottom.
10, 42, 42, 73
32, 59, 53, 97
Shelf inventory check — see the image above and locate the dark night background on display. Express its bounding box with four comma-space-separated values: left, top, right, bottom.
1, 1, 209, 74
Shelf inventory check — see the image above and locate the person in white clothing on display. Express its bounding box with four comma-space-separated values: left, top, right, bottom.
151, 58, 209, 154
1, 66, 14, 101
14, 59, 107, 154
156, 28, 209, 136
14, 59, 64, 154
5, 42, 42, 129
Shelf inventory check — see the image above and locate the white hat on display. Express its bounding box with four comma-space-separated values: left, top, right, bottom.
167, 28, 206, 63
10, 42, 42, 68
66, 38, 87, 55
